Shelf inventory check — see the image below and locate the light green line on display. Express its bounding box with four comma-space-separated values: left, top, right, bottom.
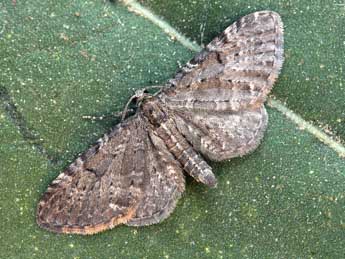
120, 0, 345, 158
120, 0, 201, 52
268, 99, 345, 157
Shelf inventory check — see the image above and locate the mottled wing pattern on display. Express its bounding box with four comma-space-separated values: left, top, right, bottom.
127, 128, 185, 226
37, 116, 145, 234
37, 115, 185, 234
172, 106, 267, 161
169, 10, 284, 105
161, 11, 283, 160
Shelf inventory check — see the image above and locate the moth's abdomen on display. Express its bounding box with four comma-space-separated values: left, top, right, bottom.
154, 120, 217, 187
175, 146, 216, 188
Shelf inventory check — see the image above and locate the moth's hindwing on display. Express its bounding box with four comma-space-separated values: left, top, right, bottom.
126, 126, 185, 226
172, 106, 268, 161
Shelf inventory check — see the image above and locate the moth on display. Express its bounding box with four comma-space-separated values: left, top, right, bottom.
37, 11, 284, 234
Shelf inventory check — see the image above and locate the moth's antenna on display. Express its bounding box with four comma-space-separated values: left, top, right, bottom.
144, 85, 163, 92
121, 94, 137, 121
144, 85, 166, 97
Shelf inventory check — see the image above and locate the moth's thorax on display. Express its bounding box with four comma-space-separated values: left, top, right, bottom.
140, 97, 168, 127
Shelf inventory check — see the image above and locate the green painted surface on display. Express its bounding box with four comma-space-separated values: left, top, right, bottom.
1, 1, 345, 258
140, 0, 345, 140
0, 0, 193, 163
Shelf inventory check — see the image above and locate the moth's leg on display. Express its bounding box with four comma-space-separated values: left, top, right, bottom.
152, 119, 217, 188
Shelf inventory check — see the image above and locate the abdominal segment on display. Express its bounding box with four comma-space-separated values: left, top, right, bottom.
152, 118, 217, 188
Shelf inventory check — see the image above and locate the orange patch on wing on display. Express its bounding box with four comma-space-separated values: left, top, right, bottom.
59, 208, 137, 235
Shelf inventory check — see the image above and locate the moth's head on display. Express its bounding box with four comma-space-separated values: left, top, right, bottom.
140, 98, 167, 126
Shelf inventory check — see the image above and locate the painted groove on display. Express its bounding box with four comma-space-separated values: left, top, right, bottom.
268, 99, 345, 157
120, 0, 202, 52
0, 85, 58, 164
119, 0, 345, 157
